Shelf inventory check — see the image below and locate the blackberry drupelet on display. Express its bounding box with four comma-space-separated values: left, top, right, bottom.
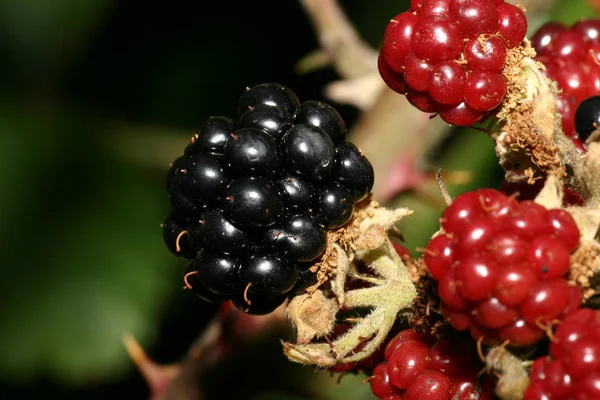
575, 95, 600, 142
163, 83, 375, 315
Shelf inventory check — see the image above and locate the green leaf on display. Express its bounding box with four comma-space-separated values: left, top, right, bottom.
548, 0, 596, 25
0, 108, 179, 384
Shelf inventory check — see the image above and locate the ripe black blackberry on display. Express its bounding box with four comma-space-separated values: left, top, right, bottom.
575, 95, 600, 142
163, 82, 375, 315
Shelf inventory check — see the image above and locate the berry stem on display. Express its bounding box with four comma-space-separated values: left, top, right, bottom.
297, 0, 376, 79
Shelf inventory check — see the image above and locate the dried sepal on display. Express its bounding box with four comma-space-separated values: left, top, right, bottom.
286, 289, 339, 345
485, 346, 530, 400
283, 230, 417, 367
533, 173, 563, 209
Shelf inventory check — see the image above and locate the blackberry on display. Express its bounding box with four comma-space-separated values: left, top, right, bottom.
183, 262, 230, 303
296, 100, 347, 143
194, 249, 241, 296
238, 83, 300, 117
240, 253, 299, 297
162, 83, 375, 315
179, 153, 230, 204
184, 116, 234, 157
277, 172, 315, 209
314, 182, 354, 229
232, 292, 287, 316
331, 142, 375, 202
281, 124, 336, 181
265, 213, 328, 262
223, 177, 283, 228
162, 213, 196, 259
238, 105, 293, 141
166, 156, 186, 190
168, 181, 204, 217
225, 128, 279, 176
575, 95, 600, 142
198, 209, 250, 254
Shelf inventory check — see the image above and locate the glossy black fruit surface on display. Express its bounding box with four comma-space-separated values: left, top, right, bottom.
168, 182, 204, 217
290, 268, 318, 296
238, 105, 293, 141
238, 83, 300, 117
268, 213, 327, 262
314, 182, 354, 229
281, 124, 335, 181
223, 177, 283, 228
166, 156, 187, 190
184, 263, 231, 303
277, 172, 314, 208
163, 213, 196, 259
575, 95, 600, 142
331, 142, 374, 202
184, 116, 234, 156
231, 292, 287, 315
225, 128, 279, 176
194, 249, 241, 296
198, 209, 250, 254
296, 100, 347, 143
180, 153, 230, 204
240, 253, 299, 296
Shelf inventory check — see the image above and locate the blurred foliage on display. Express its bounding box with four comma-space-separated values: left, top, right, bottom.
0, 0, 596, 399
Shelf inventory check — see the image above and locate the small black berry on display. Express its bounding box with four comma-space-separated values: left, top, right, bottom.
168, 182, 204, 217
238, 105, 293, 141
296, 100, 347, 143
163, 213, 196, 259
198, 209, 250, 254
266, 213, 327, 262
185, 116, 235, 157
290, 268, 318, 296
225, 128, 279, 176
281, 124, 336, 181
575, 95, 600, 142
277, 172, 315, 209
180, 153, 230, 204
231, 291, 287, 315
238, 83, 300, 117
314, 182, 354, 229
331, 142, 374, 202
194, 249, 241, 296
166, 156, 187, 190
223, 177, 283, 228
184, 262, 231, 303
240, 253, 299, 296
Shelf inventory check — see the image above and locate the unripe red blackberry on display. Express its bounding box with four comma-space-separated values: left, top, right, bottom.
379, 0, 526, 126
525, 308, 600, 399
424, 189, 582, 346
369, 329, 495, 399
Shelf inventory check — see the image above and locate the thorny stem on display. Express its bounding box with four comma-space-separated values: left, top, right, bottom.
297, 0, 376, 79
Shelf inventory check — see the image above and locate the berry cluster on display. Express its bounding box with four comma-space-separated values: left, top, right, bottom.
424, 189, 582, 346
163, 83, 374, 315
525, 308, 600, 399
378, 0, 526, 126
531, 18, 600, 148
370, 329, 495, 399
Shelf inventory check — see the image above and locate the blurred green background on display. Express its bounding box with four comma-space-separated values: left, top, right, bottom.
0, 0, 596, 399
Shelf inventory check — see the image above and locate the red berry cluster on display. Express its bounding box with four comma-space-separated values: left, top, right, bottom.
424, 189, 582, 346
525, 308, 600, 399
370, 329, 495, 399
378, 0, 527, 126
532, 19, 600, 149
